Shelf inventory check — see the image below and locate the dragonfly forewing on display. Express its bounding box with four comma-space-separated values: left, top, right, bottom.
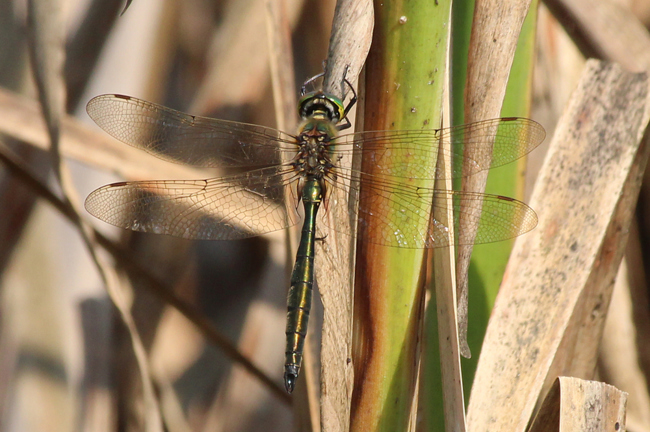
86, 94, 299, 168
332, 117, 545, 180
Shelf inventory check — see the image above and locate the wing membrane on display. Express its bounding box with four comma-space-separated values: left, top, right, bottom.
332, 117, 545, 180
321, 170, 537, 248
86, 94, 298, 167
86, 95, 542, 247
85, 166, 301, 240
87, 96, 544, 181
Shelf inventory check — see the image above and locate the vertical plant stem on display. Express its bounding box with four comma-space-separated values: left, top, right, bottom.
449, 0, 540, 395
351, 1, 450, 430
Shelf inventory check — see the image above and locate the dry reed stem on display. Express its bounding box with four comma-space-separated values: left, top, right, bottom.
529, 377, 627, 431
467, 60, 650, 431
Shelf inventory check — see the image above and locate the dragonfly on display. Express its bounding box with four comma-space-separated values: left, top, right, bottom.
84, 77, 545, 393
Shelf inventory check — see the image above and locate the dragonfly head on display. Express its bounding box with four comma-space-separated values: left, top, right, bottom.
298, 91, 345, 125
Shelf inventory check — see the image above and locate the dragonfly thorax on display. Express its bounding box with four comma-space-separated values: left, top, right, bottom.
292, 119, 337, 180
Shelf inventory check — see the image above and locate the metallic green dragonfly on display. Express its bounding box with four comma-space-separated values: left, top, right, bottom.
84, 82, 545, 393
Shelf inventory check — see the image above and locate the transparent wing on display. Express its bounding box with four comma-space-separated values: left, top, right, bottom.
86, 94, 299, 167
85, 166, 301, 240
86, 95, 541, 246
87, 96, 544, 179
332, 117, 546, 180
321, 171, 538, 248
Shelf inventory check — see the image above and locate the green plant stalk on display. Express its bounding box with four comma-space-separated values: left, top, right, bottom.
448, 0, 539, 398
350, 1, 450, 431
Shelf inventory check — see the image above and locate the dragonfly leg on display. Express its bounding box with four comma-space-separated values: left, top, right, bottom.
342, 65, 357, 117
301, 72, 325, 96
337, 65, 358, 131
337, 117, 352, 131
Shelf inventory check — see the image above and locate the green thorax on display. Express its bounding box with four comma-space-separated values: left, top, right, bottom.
294, 91, 343, 182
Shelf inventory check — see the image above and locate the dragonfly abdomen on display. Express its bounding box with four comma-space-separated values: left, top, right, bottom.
284, 178, 322, 393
